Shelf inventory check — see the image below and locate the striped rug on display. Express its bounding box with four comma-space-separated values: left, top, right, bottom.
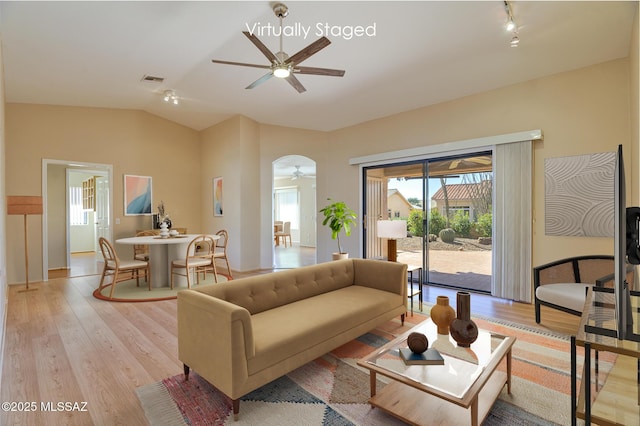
136, 313, 613, 425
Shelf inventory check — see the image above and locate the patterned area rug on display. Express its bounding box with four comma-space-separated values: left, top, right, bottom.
136, 314, 614, 425
93, 273, 231, 302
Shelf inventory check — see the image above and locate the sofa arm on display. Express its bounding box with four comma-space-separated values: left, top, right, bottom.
177, 290, 254, 396
352, 258, 407, 299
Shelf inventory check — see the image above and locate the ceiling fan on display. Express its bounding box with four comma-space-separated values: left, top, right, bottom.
291, 165, 315, 180
211, 3, 345, 93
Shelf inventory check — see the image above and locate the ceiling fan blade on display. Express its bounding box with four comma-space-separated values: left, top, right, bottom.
286, 37, 331, 66
285, 74, 306, 93
242, 31, 278, 63
295, 66, 345, 77
246, 73, 274, 90
211, 59, 272, 70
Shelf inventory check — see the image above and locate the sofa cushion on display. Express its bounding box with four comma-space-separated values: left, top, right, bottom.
247, 285, 402, 375
194, 259, 356, 314
535, 283, 591, 312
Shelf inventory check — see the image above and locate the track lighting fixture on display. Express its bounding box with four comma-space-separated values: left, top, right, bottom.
163, 89, 179, 105
510, 34, 520, 48
503, 1, 520, 47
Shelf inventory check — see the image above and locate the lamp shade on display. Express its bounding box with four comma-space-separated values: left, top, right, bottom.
377, 220, 407, 239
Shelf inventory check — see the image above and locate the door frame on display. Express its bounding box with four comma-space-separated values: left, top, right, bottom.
42, 159, 113, 281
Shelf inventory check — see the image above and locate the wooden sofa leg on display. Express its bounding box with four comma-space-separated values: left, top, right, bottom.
400, 313, 405, 325
233, 399, 239, 420
183, 364, 190, 380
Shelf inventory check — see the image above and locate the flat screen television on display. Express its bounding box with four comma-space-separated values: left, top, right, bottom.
614, 144, 639, 341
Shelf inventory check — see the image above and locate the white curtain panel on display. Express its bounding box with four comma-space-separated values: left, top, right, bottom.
493, 140, 532, 302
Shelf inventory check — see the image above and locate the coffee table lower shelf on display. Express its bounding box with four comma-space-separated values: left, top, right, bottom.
368, 370, 508, 426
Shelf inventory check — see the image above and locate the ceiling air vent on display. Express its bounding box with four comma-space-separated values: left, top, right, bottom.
141, 75, 165, 83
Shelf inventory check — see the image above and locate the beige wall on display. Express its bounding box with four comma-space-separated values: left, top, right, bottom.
329, 58, 632, 267
2, 54, 637, 281
200, 115, 262, 271
5, 104, 201, 283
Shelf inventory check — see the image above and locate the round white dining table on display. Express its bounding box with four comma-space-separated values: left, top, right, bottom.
115, 234, 220, 288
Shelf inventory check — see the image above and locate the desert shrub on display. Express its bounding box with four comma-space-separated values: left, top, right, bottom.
407, 210, 424, 237
475, 212, 493, 237
451, 210, 472, 237
428, 209, 447, 236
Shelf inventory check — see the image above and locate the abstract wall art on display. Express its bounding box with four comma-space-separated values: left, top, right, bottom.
124, 174, 152, 216
213, 176, 223, 216
544, 151, 615, 237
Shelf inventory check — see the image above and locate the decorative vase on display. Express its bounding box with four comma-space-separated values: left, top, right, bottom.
449, 292, 479, 347
407, 332, 429, 354
431, 295, 456, 335
164, 218, 172, 229
159, 221, 169, 238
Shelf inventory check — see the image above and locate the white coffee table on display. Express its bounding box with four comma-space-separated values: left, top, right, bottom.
357, 318, 515, 426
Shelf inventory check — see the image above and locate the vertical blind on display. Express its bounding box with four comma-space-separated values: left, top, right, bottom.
274, 188, 299, 229
492, 140, 532, 302
69, 186, 88, 226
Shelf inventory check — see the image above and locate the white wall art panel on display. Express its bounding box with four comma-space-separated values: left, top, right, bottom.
544, 152, 615, 237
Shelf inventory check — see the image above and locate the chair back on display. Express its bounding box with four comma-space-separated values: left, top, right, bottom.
188, 235, 215, 260
274, 221, 283, 232
134, 230, 155, 257
215, 229, 229, 252
283, 221, 291, 233
99, 237, 119, 268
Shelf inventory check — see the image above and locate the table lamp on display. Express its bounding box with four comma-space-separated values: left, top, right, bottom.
377, 220, 407, 262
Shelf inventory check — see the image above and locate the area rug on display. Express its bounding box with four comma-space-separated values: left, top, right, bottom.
93, 273, 231, 302
137, 313, 615, 425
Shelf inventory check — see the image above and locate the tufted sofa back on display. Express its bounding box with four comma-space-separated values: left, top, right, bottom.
193, 259, 357, 314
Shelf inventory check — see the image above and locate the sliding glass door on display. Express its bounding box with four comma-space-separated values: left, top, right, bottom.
363, 152, 493, 293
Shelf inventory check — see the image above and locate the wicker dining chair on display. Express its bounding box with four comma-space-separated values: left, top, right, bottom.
171, 234, 217, 289
98, 237, 151, 299
133, 230, 156, 262
214, 229, 233, 278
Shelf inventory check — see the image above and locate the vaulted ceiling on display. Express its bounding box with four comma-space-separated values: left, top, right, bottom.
1, 1, 636, 132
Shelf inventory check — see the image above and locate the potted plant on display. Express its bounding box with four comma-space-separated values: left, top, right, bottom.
320, 199, 357, 260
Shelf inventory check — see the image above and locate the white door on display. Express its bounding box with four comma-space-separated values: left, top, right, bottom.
95, 175, 110, 251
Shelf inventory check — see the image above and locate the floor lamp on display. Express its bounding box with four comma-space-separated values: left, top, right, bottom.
7, 196, 43, 291
377, 220, 407, 262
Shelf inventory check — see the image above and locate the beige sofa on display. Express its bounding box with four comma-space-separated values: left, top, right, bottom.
177, 258, 407, 419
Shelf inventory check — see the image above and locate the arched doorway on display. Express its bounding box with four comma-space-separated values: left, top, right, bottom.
272, 155, 317, 269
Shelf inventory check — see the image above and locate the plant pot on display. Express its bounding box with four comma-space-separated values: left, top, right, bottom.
449, 292, 479, 347
332, 253, 349, 260
431, 295, 456, 335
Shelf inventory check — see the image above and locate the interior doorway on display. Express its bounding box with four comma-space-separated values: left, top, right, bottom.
272, 155, 317, 269
43, 159, 113, 280
363, 152, 493, 293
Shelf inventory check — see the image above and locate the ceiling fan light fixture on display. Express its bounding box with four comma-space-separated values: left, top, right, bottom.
163, 89, 179, 105
273, 66, 291, 78
510, 34, 520, 47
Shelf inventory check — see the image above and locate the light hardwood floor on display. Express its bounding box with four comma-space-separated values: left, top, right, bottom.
1, 257, 581, 425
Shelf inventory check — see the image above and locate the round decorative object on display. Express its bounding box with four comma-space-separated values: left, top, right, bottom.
450, 292, 479, 348
431, 295, 456, 335
407, 332, 429, 354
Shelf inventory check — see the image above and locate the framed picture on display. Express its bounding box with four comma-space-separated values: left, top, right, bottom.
124, 174, 153, 216
213, 176, 223, 216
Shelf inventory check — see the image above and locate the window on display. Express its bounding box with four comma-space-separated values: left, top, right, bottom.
274, 188, 299, 229
70, 186, 88, 226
